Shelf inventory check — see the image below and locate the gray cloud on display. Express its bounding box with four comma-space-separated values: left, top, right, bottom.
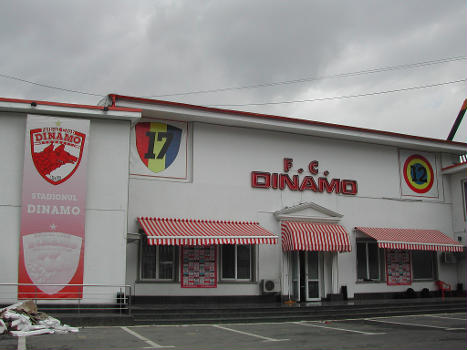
0, 0, 465, 141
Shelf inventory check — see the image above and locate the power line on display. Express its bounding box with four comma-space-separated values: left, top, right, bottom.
0, 55, 464, 101
146, 55, 466, 98
208, 78, 467, 107
0, 73, 105, 97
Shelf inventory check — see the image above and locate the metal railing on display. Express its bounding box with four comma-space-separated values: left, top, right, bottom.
0, 283, 133, 315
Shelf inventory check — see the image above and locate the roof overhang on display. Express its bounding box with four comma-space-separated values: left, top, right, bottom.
108, 94, 467, 155
442, 161, 467, 175
0, 97, 141, 123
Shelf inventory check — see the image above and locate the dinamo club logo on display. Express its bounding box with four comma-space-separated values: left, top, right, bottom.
30, 127, 86, 185
135, 122, 182, 173
402, 154, 434, 194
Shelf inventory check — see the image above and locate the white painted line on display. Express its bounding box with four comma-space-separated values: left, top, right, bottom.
121, 326, 174, 348
365, 318, 465, 331
423, 314, 466, 321
17, 336, 26, 350
445, 328, 466, 331
294, 321, 385, 335
212, 324, 288, 342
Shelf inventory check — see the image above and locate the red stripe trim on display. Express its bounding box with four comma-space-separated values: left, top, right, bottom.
0, 96, 141, 113
442, 161, 467, 171
138, 217, 277, 245
357, 227, 463, 252
110, 94, 467, 148
281, 221, 351, 252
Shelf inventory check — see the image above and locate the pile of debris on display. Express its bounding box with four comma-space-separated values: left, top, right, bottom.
0, 300, 78, 337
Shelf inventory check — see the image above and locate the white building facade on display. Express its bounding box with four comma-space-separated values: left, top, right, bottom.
112, 94, 466, 302
0, 95, 465, 304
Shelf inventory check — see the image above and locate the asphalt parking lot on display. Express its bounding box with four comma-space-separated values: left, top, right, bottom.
1, 312, 465, 350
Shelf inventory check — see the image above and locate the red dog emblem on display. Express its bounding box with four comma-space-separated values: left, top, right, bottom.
30, 128, 86, 185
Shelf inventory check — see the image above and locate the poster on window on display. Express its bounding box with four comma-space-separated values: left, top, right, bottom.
130, 119, 189, 180
399, 150, 438, 198
386, 249, 411, 285
181, 246, 217, 288
19, 115, 90, 299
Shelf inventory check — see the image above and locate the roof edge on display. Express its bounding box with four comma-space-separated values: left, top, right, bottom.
0, 96, 140, 113
442, 161, 467, 174
0, 96, 142, 123
109, 94, 467, 148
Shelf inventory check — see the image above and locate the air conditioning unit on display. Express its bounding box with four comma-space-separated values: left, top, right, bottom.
441, 252, 456, 264
261, 279, 280, 294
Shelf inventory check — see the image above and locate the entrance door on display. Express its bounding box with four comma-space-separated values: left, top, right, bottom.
305, 251, 320, 301
291, 251, 320, 302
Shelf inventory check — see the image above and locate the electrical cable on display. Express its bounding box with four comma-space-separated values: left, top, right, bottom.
0, 55, 464, 102
0, 73, 105, 97
208, 78, 467, 107
146, 55, 466, 98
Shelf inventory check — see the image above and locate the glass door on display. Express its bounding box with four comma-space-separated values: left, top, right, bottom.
291, 251, 300, 301
290, 251, 320, 302
305, 251, 320, 301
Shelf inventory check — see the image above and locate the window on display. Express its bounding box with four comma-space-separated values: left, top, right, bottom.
356, 241, 382, 281
140, 239, 177, 281
412, 250, 436, 280
221, 245, 254, 280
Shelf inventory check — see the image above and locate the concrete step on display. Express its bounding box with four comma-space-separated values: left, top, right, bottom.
47, 298, 465, 326
132, 301, 466, 325
133, 303, 465, 320
133, 307, 467, 325
131, 299, 464, 314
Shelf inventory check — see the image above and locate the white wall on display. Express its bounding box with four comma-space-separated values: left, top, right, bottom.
0, 112, 26, 302
82, 119, 130, 302
449, 172, 467, 241
0, 112, 131, 304
448, 171, 466, 291
128, 121, 459, 297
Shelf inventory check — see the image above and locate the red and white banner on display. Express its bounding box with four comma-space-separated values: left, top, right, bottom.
18, 115, 90, 299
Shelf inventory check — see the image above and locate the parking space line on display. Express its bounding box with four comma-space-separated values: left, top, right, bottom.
293, 321, 385, 335
364, 318, 466, 331
212, 324, 288, 342
121, 326, 174, 348
17, 336, 26, 350
423, 314, 466, 321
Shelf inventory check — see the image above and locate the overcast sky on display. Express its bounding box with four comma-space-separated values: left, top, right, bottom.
1, 0, 466, 142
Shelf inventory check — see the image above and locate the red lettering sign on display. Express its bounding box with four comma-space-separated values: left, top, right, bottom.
251, 157, 358, 195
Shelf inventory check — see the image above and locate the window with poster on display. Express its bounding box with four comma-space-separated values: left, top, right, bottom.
140, 238, 178, 281
220, 245, 256, 281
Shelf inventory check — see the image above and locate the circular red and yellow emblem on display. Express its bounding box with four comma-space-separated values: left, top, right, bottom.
403, 154, 434, 193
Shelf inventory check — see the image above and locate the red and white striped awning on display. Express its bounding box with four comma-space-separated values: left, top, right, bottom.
355, 227, 463, 252
138, 217, 278, 245
281, 221, 351, 252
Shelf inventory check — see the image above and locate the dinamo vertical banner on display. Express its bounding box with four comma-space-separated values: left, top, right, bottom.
18, 115, 90, 299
